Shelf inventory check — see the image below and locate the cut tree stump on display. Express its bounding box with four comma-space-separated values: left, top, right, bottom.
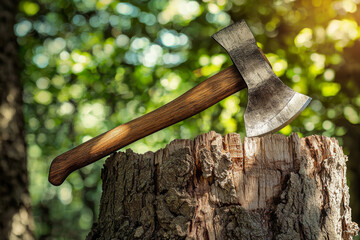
86, 132, 359, 240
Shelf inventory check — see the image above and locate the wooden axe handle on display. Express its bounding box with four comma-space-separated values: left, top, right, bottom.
48, 65, 246, 185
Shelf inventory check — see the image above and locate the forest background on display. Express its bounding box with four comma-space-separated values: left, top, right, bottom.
7, 0, 360, 238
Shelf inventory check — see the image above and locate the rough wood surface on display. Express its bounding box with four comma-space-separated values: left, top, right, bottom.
86, 132, 359, 240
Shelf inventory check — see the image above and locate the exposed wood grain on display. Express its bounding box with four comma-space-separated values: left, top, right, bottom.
86, 132, 359, 239
49, 66, 246, 186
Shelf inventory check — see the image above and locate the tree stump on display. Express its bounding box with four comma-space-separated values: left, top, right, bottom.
86, 132, 359, 239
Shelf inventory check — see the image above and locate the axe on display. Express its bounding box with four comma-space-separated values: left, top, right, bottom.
49, 20, 311, 186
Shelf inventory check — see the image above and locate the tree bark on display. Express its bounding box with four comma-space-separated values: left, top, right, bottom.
87, 132, 359, 239
0, 0, 34, 239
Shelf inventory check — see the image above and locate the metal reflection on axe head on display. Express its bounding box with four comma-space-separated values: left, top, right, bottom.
212, 20, 311, 137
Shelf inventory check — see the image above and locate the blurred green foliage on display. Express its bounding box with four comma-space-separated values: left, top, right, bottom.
15, 0, 360, 238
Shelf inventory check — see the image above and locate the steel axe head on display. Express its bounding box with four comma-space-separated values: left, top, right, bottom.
212, 20, 311, 137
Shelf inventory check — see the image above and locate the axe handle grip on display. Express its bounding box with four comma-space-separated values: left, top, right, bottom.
49, 65, 247, 186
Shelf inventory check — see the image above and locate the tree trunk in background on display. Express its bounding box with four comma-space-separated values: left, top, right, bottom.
87, 132, 359, 239
0, 1, 34, 239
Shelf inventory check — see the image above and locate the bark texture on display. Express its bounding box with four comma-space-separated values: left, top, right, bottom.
87, 132, 359, 240
0, 0, 34, 239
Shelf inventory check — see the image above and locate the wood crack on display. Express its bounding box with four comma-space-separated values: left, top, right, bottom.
86, 132, 359, 240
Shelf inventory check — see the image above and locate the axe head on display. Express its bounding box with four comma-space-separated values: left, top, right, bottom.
213, 20, 311, 137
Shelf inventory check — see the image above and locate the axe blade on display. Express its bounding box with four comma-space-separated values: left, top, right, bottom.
244, 86, 311, 137
212, 20, 311, 137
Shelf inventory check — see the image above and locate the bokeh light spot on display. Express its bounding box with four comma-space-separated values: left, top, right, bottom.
28, 144, 42, 158
34, 90, 52, 105
116, 2, 139, 17
294, 28, 313, 48
82, 135, 93, 143
139, 12, 157, 26
58, 102, 75, 116
161, 32, 176, 47
72, 63, 84, 73
44, 119, 55, 130
46, 37, 66, 54
79, 102, 106, 129
160, 73, 181, 91
22, 1, 40, 16
321, 82, 341, 97
131, 37, 150, 50
158, 0, 201, 24
324, 69, 335, 81
279, 125, 292, 135
305, 121, 315, 131
72, 15, 86, 26
342, 0, 357, 13
211, 54, 226, 66
344, 105, 359, 124
322, 120, 334, 130
52, 75, 65, 88
36, 77, 50, 89
199, 55, 210, 66
32, 54, 49, 68
58, 183, 73, 205
14, 20, 32, 37
163, 53, 183, 65
115, 34, 129, 47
